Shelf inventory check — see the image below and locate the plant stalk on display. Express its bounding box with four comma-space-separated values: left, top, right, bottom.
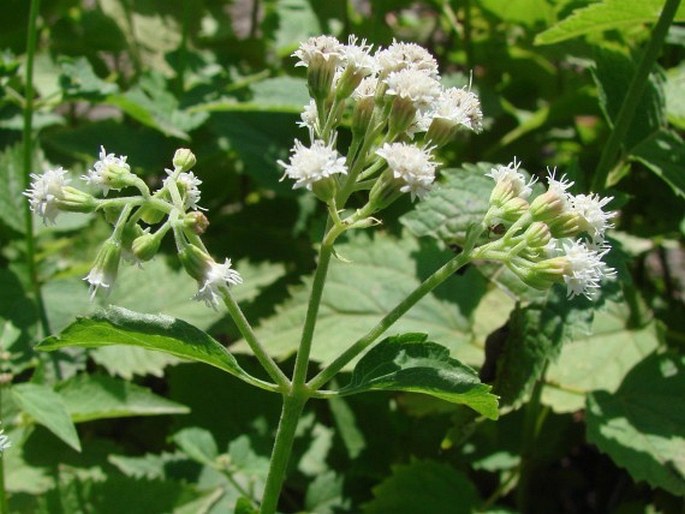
591, 0, 682, 191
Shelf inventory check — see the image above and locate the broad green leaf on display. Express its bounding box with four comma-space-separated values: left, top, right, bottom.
363, 460, 478, 514
400, 164, 493, 245
630, 129, 685, 198
58, 56, 119, 99
0, 143, 26, 233
274, 0, 321, 56
478, 0, 555, 26
535, 0, 685, 45
586, 353, 685, 495
665, 63, 685, 129
234, 231, 492, 367
172, 427, 218, 466
195, 77, 309, 114
305, 471, 349, 514
36, 306, 258, 386
493, 288, 594, 408
542, 301, 661, 413
109, 451, 185, 480
56, 373, 189, 422
340, 333, 499, 420
11, 383, 81, 452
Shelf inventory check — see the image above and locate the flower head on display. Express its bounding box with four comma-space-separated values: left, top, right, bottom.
341, 36, 376, 76
375, 40, 440, 78
430, 87, 483, 133
293, 35, 344, 68
194, 258, 243, 310
297, 100, 318, 140
486, 159, 536, 201
278, 139, 347, 191
559, 239, 616, 299
24, 167, 71, 224
376, 142, 437, 201
84, 239, 122, 300
384, 69, 441, 111
570, 193, 615, 243
165, 169, 203, 210
81, 146, 132, 196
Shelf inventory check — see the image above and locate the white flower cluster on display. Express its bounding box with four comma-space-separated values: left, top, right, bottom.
484, 160, 617, 299
282, 35, 483, 205
25, 147, 242, 308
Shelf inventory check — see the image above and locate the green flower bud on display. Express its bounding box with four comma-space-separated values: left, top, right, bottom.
367, 169, 403, 212
512, 256, 567, 291
173, 148, 197, 172
132, 232, 161, 262
58, 186, 98, 213
178, 244, 212, 283
523, 221, 551, 247
182, 211, 210, 235
84, 238, 122, 299
548, 211, 582, 239
499, 197, 529, 223
311, 175, 339, 203
530, 191, 566, 222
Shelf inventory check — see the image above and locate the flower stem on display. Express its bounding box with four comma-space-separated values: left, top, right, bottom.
591, 0, 681, 191
0, 390, 7, 514
259, 394, 307, 514
308, 248, 473, 391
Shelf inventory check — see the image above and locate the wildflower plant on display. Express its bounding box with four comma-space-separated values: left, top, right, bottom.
25, 35, 619, 514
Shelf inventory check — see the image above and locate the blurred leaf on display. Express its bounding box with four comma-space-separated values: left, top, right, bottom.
535, 0, 685, 45
586, 352, 685, 495
57, 373, 189, 422
36, 306, 260, 387
494, 288, 594, 408
341, 333, 499, 420
109, 451, 186, 480
58, 56, 119, 99
11, 383, 81, 452
630, 129, 685, 198
363, 460, 478, 514
235, 231, 490, 367
235, 497, 260, 514
664, 63, 685, 129
273, 0, 321, 56
478, 0, 555, 26
542, 301, 662, 412
305, 471, 349, 514
0, 143, 26, 233
172, 427, 218, 466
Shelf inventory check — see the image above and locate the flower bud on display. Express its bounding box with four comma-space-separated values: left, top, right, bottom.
513, 256, 567, 290
182, 211, 210, 235
58, 186, 98, 213
425, 118, 458, 149
84, 239, 122, 299
351, 96, 375, 136
523, 221, 551, 248
132, 232, 161, 262
489, 178, 517, 207
178, 244, 212, 283
499, 197, 529, 222
367, 169, 403, 212
548, 211, 582, 239
311, 175, 339, 203
530, 190, 566, 222
387, 96, 417, 137
173, 148, 197, 172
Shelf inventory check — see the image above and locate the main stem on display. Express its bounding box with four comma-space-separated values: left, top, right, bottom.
591, 0, 681, 191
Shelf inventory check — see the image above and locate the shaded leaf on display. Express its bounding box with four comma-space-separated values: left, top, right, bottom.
665, 63, 685, 129
36, 306, 259, 386
340, 333, 499, 420
11, 383, 81, 452
586, 353, 685, 495
0, 143, 26, 233
56, 373, 189, 422
363, 460, 478, 514
172, 427, 218, 466
305, 471, 349, 514
58, 56, 119, 99
631, 129, 685, 198
535, 0, 685, 45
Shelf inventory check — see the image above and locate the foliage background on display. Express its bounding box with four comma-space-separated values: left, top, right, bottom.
0, 0, 684, 512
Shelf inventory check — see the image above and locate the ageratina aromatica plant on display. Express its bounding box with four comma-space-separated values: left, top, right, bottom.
26, 35, 616, 514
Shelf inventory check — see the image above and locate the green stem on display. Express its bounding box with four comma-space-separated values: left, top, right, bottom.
591, 0, 681, 191
0, 389, 7, 514
308, 248, 473, 391
221, 291, 290, 390
259, 394, 307, 514
22, 0, 51, 339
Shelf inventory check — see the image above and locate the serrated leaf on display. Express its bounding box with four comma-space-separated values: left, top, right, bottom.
363, 460, 478, 514
340, 333, 499, 419
494, 288, 594, 408
400, 164, 493, 245
630, 129, 685, 198
56, 373, 189, 422
35, 306, 259, 387
535, 0, 685, 45
11, 383, 81, 452
235, 231, 490, 367
542, 301, 661, 413
172, 427, 218, 466
586, 353, 685, 495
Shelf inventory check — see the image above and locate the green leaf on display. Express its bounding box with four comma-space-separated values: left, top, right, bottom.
172, 427, 218, 466
235, 497, 259, 514
305, 471, 349, 514
493, 288, 594, 408
542, 301, 661, 413
11, 383, 81, 452
340, 333, 499, 420
56, 373, 189, 422
535, 0, 685, 45
630, 129, 685, 198
0, 143, 26, 233
234, 231, 494, 367
586, 353, 685, 495
58, 56, 119, 99
400, 164, 493, 245
35, 306, 258, 386
363, 460, 478, 514
477, 0, 555, 27
664, 63, 685, 129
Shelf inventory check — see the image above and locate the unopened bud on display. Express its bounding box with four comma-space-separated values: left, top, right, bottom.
183, 211, 210, 235
132, 232, 161, 261
548, 211, 582, 239
58, 187, 97, 213
368, 169, 403, 212
513, 256, 567, 290
173, 148, 197, 172
311, 175, 339, 203
530, 191, 566, 222
178, 244, 212, 283
523, 222, 551, 247
499, 197, 529, 222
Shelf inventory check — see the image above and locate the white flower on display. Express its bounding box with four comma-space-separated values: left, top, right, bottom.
486, 159, 536, 199
376, 142, 437, 200
560, 239, 616, 299
546, 168, 574, 200
293, 35, 344, 68
194, 258, 243, 309
24, 166, 71, 224
384, 69, 442, 111
341, 35, 376, 75
570, 193, 615, 243
430, 87, 483, 133
375, 40, 440, 78
297, 100, 318, 139
352, 76, 378, 101
0, 426, 10, 453
83, 239, 121, 300
165, 169, 203, 210
278, 139, 348, 190
81, 145, 131, 196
